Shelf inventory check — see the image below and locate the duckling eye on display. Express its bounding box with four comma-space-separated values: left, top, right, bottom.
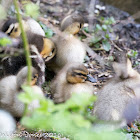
7, 26, 15, 36
76, 73, 87, 77
52, 48, 55, 53
80, 23, 82, 28
33, 74, 37, 78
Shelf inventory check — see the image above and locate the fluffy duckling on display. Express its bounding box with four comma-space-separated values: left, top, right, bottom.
0, 110, 16, 134
51, 63, 94, 103
2, 41, 55, 86
0, 66, 44, 117
2, 18, 56, 61
46, 13, 86, 73
2, 18, 45, 37
93, 51, 140, 126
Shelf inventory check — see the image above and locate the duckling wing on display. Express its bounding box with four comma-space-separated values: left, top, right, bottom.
56, 36, 86, 67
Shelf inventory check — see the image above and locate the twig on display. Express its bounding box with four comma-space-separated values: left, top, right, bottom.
111, 41, 123, 52
81, 30, 92, 37
88, 0, 96, 32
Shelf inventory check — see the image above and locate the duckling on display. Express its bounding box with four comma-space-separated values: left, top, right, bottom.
51, 62, 94, 103
46, 13, 86, 73
2, 18, 56, 61
46, 12, 104, 72
2, 40, 56, 86
2, 17, 45, 37
0, 109, 16, 134
0, 66, 44, 117
93, 51, 140, 126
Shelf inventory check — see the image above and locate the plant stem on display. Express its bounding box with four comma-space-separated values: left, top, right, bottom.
13, 0, 32, 85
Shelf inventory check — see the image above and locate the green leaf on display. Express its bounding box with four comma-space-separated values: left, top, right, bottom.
0, 38, 12, 46
108, 56, 114, 61
96, 24, 102, 31
91, 36, 102, 44
102, 40, 111, 51
105, 34, 110, 39
127, 50, 138, 58
24, 2, 39, 19
109, 17, 116, 24
102, 25, 107, 31
104, 19, 109, 25
39, 22, 54, 38
83, 27, 89, 33
18, 86, 43, 104
45, 28, 54, 38
94, 43, 100, 48
65, 93, 96, 110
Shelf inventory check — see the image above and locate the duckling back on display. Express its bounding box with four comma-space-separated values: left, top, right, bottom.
55, 34, 86, 68
93, 52, 140, 123
93, 80, 134, 121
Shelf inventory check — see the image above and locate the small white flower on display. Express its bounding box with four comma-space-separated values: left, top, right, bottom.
94, 9, 99, 14
101, 6, 106, 10
84, 23, 89, 27
95, 5, 101, 9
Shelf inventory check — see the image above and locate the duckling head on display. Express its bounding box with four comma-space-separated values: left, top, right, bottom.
66, 64, 89, 84
41, 38, 56, 61
60, 12, 84, 35
2, 18, 28, 38
113, 51, 134, 79
16, 66, 38, 89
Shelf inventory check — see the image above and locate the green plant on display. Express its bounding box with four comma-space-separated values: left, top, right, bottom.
14, 0, 32, 85
0, 38, 12, 46
127, 50, 138, 58
39, 22, 54, 38
83, 16, 116, 51
18, 86, 126, 140
24, 2, 40, 19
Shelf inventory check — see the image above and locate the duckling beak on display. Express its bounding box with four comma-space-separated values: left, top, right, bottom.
86, 74, 97, 83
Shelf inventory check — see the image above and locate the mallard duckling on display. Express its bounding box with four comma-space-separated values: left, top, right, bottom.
51, 62, 94, 103
2, 42, 56, 86
2, 18, 45, 37
0, 110, 16, 134
0, 66, 44, 117
46, 13, 86, 73
93, 51, 140, 126
2, 18, 56, 61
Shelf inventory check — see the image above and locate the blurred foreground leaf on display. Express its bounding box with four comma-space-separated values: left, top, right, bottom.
24, 2, 39, 19
0, 38, 12, 46
19, 87, 126, 140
